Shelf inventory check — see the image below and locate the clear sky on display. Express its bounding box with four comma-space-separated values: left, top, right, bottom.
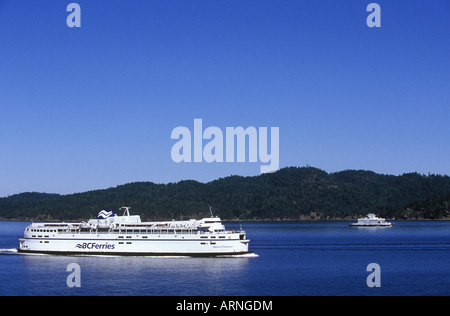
0, 0, 449, 197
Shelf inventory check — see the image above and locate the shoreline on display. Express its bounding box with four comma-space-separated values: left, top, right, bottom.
1, 217, 449, 223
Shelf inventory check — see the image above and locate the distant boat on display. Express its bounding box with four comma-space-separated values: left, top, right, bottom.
350, 213, 394, 227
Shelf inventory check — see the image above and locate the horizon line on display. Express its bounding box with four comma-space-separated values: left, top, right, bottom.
2, 165, 448, 199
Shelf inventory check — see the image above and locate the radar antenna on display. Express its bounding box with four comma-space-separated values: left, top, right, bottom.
121, 206, 130, 216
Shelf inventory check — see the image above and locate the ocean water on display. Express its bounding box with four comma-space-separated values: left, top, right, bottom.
0, 220, 449, 296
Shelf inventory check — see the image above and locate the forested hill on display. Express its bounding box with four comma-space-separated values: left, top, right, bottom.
1, 167, 450, 221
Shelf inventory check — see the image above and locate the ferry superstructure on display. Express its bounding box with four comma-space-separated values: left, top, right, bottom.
18, 207, 251, 256
350, 213, 394, 227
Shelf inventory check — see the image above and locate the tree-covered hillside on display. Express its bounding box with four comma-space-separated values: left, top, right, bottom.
1, 167, 449, 221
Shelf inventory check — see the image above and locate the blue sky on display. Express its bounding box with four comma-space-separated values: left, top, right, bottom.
0, 0, 449, 197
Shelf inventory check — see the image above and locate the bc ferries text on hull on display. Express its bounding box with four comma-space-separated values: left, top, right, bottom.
18, 207, 252, 256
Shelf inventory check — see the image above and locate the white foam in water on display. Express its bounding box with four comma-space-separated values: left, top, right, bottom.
0, 248, 48, 256
0, 248, 18, 253
0, 248, 259, 258
217, 253, 259, 258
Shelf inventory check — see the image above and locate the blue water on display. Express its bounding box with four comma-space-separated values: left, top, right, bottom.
1, 220, 449, 296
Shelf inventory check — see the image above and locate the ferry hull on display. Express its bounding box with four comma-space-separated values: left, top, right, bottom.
17, 249, 253, 257
349, 224, 394, 227
18, 236, 250, 257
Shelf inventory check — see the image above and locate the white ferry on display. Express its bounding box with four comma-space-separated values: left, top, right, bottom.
350, 213, 394, 227
18, 207, 252, 256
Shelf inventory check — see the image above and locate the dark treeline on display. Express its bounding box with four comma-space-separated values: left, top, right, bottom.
1, 167, 449, 221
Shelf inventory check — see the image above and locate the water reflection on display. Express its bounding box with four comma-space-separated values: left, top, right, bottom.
19, 254, 253, 295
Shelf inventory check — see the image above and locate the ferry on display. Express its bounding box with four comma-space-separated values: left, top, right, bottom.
350, 213, 394, 227
18, 207, 252, 256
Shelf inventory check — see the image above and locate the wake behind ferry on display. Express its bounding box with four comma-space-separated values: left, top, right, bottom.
18, 207, 252, 256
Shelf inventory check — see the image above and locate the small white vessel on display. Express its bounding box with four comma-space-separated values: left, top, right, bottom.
350, 213, 394, 227
18, 207, 252, 256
